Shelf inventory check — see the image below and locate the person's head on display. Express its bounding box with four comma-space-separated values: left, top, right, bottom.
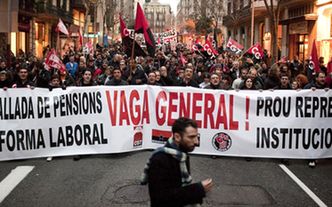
82, 69, 92, 83
291, 80, 300, 90
104, 66, 112, 76
221, 74, 231, 86
186, 63, 193, 69
280, 64, 289, 74
119, 60, 126, 70
315, 71, 326, 87
248, 67, 258, 79
154, 70, 161, 81
295, 74, 308, 88
319, 57, 325, 66
69, 55, 75, 62
232, 61, 239, 69
50, 74, 61, 87
210, 73, 220, 86
112, 68, 122, 80
18, 64, 29, 81
159, 66, 167, 77
202, 72, 210, 83
102, 60, 109, 69
147, 71, 157, 85
172, 117, 199, 153
184, 67, 194, 80
0, 70, 7, 81
177, 68, 185, 79
244, 77, 254, 89
280, 74, 290, 87
0, 60, 6, 69
214, 64, 223, 77
240, 67, 249, 79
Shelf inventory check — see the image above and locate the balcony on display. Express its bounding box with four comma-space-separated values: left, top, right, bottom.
35, 1, 72, 23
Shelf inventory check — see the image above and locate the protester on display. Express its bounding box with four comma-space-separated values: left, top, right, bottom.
65, 55, 78, 79
147, 71, 160, 85
240, 77, 256, 90
141, 117, 213, 207
199, 72, 210, 88
12, 63, 34, 88
205, 73, 222, 89
105, 67, 128, 86
0, 69, 11, 89
77, 69, 96, 86
274, 73, 291, 89
178, 67, 199, 87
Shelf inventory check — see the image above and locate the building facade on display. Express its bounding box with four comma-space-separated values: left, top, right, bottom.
223, 0, 332, 63
176, 0, 225, 46
0, 0, 88, 59
143, 0, 174, 33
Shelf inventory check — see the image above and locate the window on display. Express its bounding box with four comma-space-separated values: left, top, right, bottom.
227, 2, 232, 14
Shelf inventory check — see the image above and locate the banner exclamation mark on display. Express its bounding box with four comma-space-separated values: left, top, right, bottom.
245, 96, 250, 131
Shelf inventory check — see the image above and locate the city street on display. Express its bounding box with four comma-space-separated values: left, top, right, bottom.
0, 151, 331, 207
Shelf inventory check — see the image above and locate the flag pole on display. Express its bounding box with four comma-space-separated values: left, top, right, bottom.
57, 31, 60, 57
128, 32, 136, 82
251, 0, 255, 46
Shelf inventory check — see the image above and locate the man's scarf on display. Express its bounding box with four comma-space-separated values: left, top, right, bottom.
141, 138, 192, 186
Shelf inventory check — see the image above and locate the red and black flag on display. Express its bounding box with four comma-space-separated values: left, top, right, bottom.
309, 40, 320, 73
134, 3, 156, 57
151, 129, 172, 144
119, 15, 147, 57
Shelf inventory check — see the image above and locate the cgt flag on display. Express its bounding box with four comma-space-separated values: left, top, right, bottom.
134, 3, 156, 57
309, 40, 320, 73
226, 38, 244, 54
204, 38, 218, 58
44, 49, 66, 72
245, 43, 264, 59
119, 15, 147, 57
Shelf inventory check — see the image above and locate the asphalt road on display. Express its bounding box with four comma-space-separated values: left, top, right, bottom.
0, 151, 331, 207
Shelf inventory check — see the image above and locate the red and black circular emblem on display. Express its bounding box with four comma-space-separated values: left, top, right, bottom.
212, 132, 232, 152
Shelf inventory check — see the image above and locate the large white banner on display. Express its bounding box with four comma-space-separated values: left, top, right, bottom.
0, 86, 331, 161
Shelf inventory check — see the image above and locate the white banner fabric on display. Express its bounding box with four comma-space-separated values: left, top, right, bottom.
0, 86, 331, 161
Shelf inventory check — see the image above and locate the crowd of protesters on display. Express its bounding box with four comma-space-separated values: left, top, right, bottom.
1, 43, 331, 92
1, 41, 331, 165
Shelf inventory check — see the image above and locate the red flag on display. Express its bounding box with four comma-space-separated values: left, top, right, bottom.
56, 18, 69, 36
204, 38, 218, 56
44, 49, 65, 72
180, 52, 187, 66
85, 40, 94, 56
309, 40, 320, 73
119, 15, 130, 38
192, 37, 203, 52
246, 43, 264, 59
226, 37, 244, 54
135, 3, 156, 56
78, 29, 83, 46
327, 59, 332, 75
120, 15, 147, 57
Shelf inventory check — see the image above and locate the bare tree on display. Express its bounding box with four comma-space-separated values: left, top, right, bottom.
83, 0, 91, 35
263, 0, 284, 62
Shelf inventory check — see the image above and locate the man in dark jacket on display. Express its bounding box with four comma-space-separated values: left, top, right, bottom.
141, 117, 213, 207
105, 68, 128, 86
